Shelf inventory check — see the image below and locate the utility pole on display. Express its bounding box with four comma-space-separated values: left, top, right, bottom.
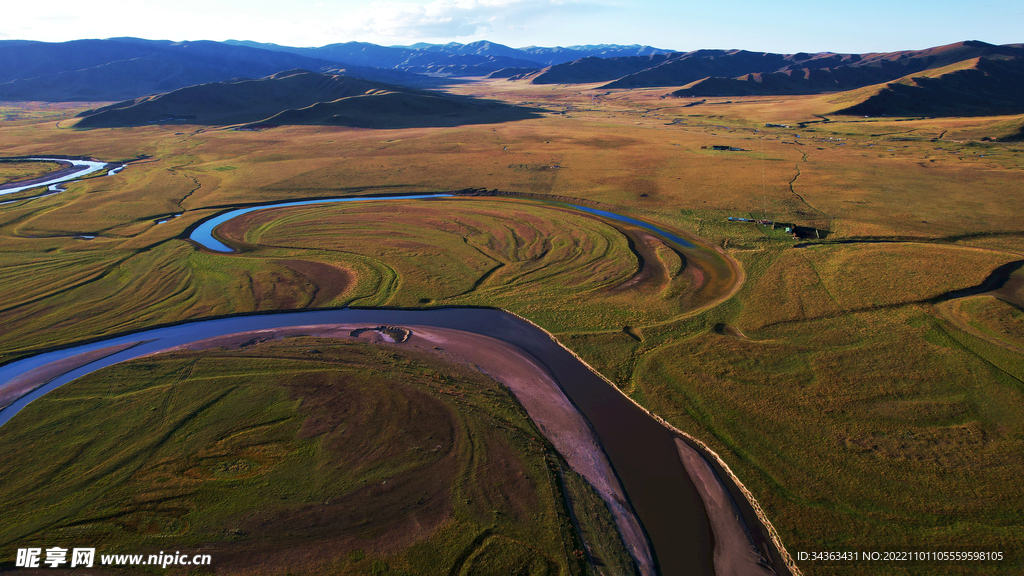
761, 135, 768, 221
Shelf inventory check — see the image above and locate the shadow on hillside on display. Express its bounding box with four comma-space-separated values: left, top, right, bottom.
295, 97, 547, 130
931, 260, 1024, 308
75, 95, 547, 130
999, 124, 1024, 142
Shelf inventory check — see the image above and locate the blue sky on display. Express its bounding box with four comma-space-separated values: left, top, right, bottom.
2, 0, 1021, 53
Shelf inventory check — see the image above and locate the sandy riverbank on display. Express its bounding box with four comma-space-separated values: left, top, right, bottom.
676, 439, 779, 576
503, 310, 798, 576
0, 341, 146, 410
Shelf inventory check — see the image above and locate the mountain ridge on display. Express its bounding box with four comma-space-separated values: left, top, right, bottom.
223, 39, 676, 75
2, 37, 1021, 117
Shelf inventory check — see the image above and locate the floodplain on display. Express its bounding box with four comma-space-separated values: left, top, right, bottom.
0, 335, 627, 575
0, 79, 1022, 575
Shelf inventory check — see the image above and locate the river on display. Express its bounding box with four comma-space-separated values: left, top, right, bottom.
0, 157, 120, 203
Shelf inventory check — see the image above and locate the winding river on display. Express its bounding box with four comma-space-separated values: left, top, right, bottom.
0, 169, 795, 576
188, 194, 696, 253
0, 157, 121, 203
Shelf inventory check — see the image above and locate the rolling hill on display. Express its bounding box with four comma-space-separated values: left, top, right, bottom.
602, 50, 791, 88
671, 41, 1024, 97
626, 41, 1024, 117
73, 70, 540, 128
526, 54, 678, 84
511, 40, 1024, 117
828, 56, 1024, 117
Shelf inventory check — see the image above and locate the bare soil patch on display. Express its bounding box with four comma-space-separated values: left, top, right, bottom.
280, 259, 352, 306
609, 229, 671, 293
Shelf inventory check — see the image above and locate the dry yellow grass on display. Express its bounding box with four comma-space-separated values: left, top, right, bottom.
736, 243, 1017, 331
0, 160, 62, 185
1, 84, 1022, 575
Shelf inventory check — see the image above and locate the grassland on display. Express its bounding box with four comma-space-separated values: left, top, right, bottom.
0, 84, 1022, 575
0, 336, 636, 575
0, 160, 64, 186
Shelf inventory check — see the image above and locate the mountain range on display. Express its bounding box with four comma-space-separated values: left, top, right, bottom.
0, 38, 672, 101
0, 37, 436, 102
1, 37, 1021, 118
518, 40, 1024, 117
223, 40, 673, 76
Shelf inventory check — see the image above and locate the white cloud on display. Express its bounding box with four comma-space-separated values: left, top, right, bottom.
328, 0, 602, 43
0, 0, 611, 48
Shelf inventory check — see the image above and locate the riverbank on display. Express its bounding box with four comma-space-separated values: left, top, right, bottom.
507, 309, 797, 576
0, 157, 112, 197
0, 321, 657, 575
0, 158, 72, 188
0, 318, 801, 576
118, 323, 655, 575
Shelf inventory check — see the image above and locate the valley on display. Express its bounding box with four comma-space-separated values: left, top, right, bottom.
0, 36, 1022, 576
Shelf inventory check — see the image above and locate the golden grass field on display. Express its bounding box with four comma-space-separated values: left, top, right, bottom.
1, 79, 1023, 575
0, 160, 62, 185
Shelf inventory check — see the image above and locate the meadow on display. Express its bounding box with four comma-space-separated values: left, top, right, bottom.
0, 336, 637, 575
0, 82, 1022, 575
0, 160, 63, 185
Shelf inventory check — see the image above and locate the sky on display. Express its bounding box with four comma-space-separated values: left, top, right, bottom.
2, 0, 1021, 53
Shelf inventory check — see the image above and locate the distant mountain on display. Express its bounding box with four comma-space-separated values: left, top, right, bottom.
390, 41, 673, 65
671, 41, 1024, 97
485, 67, 540, 79
528, 54, 678, 84
484, 43, 671, 65
828, 56, 1024, 117
0, 37, 680, 102
0, 38, 440, 102
226, 40, 412, 68
225, 39, 675, 75
74, 69, 540, 129
227, 40, 542, 76
509, 40, 1024, 102
6, 36, 1020, 117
